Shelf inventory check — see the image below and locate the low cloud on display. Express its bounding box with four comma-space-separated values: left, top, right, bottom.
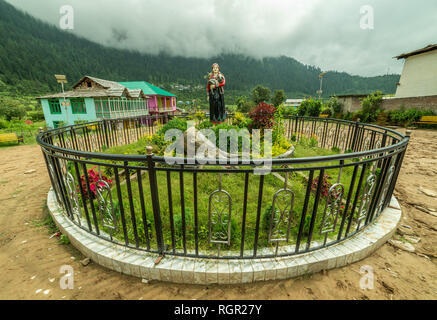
6, 0, 437, 76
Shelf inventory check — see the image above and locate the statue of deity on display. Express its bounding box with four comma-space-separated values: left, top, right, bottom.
207, 63, 226, 123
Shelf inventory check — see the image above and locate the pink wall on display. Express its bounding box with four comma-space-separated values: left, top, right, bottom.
149, 96, 177, 113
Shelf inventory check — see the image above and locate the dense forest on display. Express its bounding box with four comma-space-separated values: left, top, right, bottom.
0, 0, 400, 101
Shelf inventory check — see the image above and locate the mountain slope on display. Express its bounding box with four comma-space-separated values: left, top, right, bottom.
0, 0, 399, 97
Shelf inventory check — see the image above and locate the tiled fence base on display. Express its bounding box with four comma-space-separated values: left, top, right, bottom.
47, 188, 402, 284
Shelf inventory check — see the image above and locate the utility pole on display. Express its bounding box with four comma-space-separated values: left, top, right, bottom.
317, 72, 326, 100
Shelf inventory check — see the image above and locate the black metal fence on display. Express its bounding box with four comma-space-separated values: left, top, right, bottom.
37, 115, 409, 259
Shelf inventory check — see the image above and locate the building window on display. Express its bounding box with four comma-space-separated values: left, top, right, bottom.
49, 99, 62, 114
53, 121, 65, 129
71, 98, 87, 114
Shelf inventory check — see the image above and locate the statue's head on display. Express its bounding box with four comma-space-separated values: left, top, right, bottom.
212, 63, 220, 74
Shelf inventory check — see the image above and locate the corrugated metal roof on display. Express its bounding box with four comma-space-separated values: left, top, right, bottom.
37, 76, 154, 99
395, 44, 437, 60
119, 81, 177, 97
72, 76, 125, 90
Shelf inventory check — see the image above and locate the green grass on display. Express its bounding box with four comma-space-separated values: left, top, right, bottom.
0, 120, 46, 146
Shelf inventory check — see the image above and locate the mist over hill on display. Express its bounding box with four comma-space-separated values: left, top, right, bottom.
0, 0, 399, 100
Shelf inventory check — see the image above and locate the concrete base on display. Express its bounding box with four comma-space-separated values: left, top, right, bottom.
47, 188, 402, 284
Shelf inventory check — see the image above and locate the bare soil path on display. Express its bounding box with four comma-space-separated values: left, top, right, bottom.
0, 129, 436, 300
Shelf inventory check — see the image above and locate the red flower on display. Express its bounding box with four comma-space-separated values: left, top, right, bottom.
77, 168, 112, 199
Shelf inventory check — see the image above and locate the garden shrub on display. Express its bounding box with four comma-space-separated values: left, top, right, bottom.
311, 174, 333, 198
196, 120, 214, 130
211, 123, 250, 153
388, 108, 435, 127
343, 112, 353, 121
309, 135, 318, 148
376, 111, 389, 126
331, 146, 341, 153
28, 110, 45, 122
325, 96, 344, 114
298, 99, 322, 117
297, 102, 308, 116
193, 111, 206, 122
157, 117, 187, 136
248, 102, 277, 129
275, 105, 297, 119
360, 91, 383, 123
232, 112, 251, 128
0, 119, 9, 129
320, 107, 332, 117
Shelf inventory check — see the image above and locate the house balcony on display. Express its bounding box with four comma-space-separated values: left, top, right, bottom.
96, 109, 150, 120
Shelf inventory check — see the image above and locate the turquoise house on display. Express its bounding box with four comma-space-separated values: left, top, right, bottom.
38, 76, 152, 129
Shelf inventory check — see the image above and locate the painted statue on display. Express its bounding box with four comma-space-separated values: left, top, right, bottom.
207, 63, 226, 123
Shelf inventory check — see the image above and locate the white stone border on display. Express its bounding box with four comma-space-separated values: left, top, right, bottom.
47, 188, 402, 284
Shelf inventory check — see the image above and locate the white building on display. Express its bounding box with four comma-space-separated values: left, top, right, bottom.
395, 44, 437, 98
284, 99, 304, 108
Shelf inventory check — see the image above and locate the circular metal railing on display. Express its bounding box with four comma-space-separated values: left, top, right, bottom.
37, 115, 409, 259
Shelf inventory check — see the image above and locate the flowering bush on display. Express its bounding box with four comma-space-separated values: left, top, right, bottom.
311, 174, 333, 198
193, 111, 207, 122
248, 102, 277, 129
78, 167, 112, 199
232, 112, 251, 128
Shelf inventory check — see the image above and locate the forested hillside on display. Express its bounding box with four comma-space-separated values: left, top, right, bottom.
0, 0, 399, 99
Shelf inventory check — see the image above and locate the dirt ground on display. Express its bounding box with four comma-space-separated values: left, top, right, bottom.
0, 129, 436, 300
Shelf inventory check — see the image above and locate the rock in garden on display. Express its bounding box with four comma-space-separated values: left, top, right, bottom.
389, 240, 415, 253
397, 226, 415, 236
141, 279, 149, 284
419, 187, 437, 198
405, 236, 421, 244
80, 258, 91, 266
24, 170, 37, 175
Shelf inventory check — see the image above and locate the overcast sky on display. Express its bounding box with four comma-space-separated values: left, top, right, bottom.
6, 0, 437, 76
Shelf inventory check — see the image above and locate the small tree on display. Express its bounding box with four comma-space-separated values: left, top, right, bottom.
236, 95, 252, 113
298, 99, 322, 117
249, 102, 277, 129
272, 90, 286, 108
251, 85, 271, 105
0, 98, 26, 121
361, 91, 383, 123
237, 101, 256, 114
325, 96, 344, 115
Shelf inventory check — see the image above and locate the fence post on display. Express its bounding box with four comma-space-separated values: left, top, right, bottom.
103, 119, 110, 148
351, 118, 360, 152
146, 146, 165, 255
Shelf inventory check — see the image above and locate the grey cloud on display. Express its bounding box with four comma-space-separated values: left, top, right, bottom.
5, 0, 437, 76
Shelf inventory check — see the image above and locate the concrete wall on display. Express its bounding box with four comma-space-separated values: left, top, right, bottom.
396, 50, 437, 98
382, 95, 437, 112
338, 97, 365, 113
337, 95, 437, 114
